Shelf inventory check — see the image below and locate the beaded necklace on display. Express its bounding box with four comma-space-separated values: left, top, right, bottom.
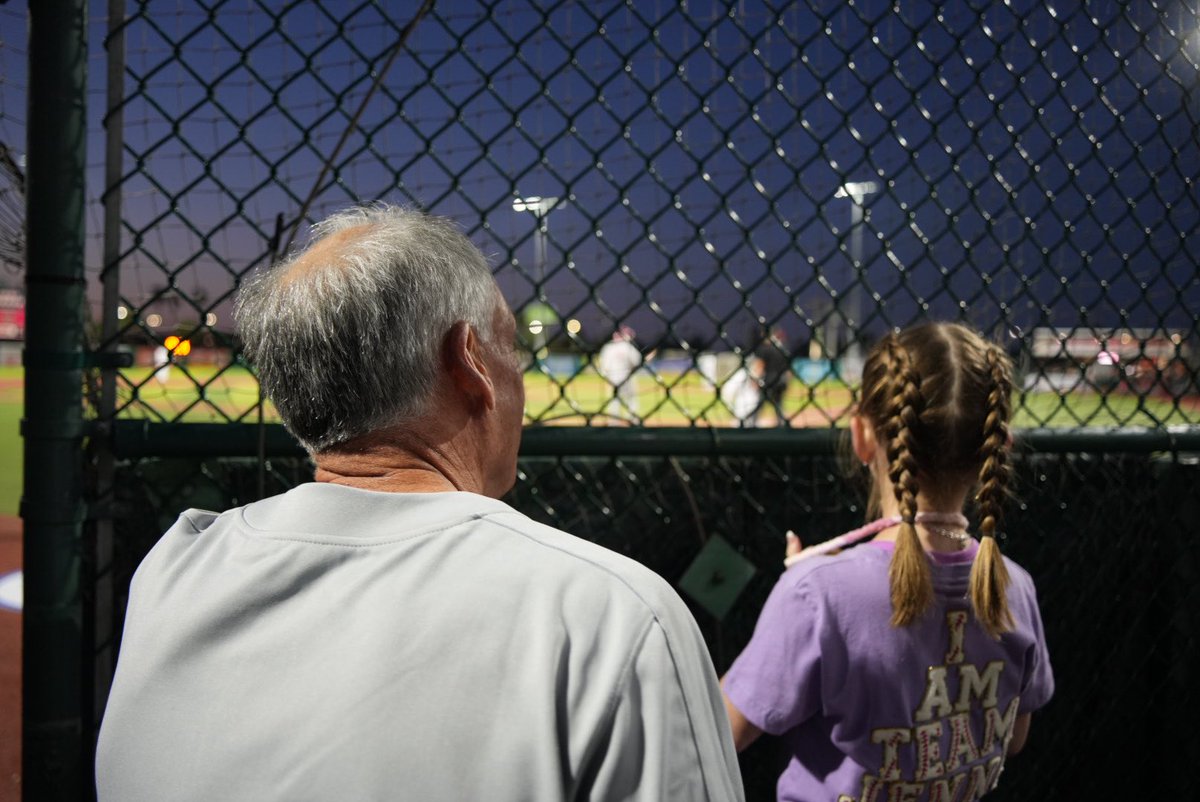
784, 512, 971, 566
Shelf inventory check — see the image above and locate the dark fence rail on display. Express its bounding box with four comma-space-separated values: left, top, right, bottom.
105, 420, 1200, 459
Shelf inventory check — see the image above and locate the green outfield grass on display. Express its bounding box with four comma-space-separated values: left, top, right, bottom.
0, 366, 21, 516
105, 363, 277, 423
0, 362, 1197, 516
90, 363, 1200, 428
1013, 390, 1200, 428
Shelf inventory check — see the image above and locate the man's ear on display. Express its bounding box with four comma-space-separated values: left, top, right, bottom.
850, 414, 876, 466
443, 321, 496, 412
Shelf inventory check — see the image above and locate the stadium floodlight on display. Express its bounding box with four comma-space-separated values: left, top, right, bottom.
835, 181, 879, 277
512, 196, 561, 282
511, 196, 558, 214
834, 180, 879, 205
832, 181, 879, 374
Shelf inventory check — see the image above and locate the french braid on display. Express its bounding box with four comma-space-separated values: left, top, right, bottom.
970, 344, 1015, 637
882, 338, 934, 627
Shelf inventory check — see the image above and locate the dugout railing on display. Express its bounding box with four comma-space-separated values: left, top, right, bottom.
14, 1, 1200, 799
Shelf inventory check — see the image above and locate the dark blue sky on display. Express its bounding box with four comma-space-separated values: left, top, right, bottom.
1, 0, 1197, 352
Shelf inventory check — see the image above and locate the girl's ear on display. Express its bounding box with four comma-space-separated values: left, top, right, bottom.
850, 414, 877, 466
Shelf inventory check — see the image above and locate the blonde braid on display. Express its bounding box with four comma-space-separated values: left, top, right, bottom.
883, 339, 934, 627
969, 344, 1015, 638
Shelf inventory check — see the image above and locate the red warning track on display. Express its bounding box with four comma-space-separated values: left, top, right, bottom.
0, 515, 20, 801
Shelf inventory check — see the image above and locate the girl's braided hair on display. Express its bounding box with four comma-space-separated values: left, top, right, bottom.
858, 323, 1015, 637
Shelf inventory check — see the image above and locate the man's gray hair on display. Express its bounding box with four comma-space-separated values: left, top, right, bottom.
235, 204, 497, 453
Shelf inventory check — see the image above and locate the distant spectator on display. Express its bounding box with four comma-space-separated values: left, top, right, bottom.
597, 325, 644, 422
697, 351, 720, 392
754, 327, 791, 426
152, 344, 171, 385
721, 360, 761, 427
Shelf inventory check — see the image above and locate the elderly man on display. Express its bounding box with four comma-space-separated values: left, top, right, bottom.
96, 206, 744, 802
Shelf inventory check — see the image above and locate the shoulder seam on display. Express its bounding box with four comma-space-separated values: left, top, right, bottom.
483, 511, 667, 617
233, 511, 494, 549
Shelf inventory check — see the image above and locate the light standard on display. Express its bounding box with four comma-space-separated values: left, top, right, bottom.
512, 197, 562, 363
512, 195, 560, 284
833, 180, 878, 377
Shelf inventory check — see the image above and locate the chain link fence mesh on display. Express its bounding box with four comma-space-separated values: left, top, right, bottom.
93, 0, 1200, 429
13, 0, 1187, 797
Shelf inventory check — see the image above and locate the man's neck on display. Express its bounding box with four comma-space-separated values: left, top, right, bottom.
314, 465, 464, 494
312, 430, 482, 495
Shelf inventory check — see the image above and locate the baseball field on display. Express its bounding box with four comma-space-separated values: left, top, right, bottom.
1, 362, 1198, 516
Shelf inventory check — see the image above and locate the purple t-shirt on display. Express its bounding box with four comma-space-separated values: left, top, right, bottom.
723, 540, 1053, 802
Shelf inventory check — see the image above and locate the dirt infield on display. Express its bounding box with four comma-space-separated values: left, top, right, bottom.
0, 515, 20, 802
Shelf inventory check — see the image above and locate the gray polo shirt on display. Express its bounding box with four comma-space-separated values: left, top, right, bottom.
96, 483, 744, 801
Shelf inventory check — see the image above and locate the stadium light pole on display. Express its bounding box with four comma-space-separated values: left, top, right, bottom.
834, 180, 878, 373
512, 195, 560, 284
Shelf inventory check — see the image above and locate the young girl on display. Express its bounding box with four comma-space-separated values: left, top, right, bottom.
721, 322, 1054, 802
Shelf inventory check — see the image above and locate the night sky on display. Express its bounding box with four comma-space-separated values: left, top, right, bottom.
1, 0, 1197, 355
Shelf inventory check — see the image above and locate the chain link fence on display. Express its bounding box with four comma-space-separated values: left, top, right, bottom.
9, 0, 1200, 797
93, 0, 1200, 430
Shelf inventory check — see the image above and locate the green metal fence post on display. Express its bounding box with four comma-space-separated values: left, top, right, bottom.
93, 0, 128, 734
23, 0, 89, 798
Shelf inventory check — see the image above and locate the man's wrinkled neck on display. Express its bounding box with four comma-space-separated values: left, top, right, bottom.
311, 426, 484, 495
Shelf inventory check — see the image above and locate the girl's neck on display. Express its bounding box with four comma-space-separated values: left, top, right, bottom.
873, 490, 974, 553
868, 463, 979, 552
870, 514, 972, 553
